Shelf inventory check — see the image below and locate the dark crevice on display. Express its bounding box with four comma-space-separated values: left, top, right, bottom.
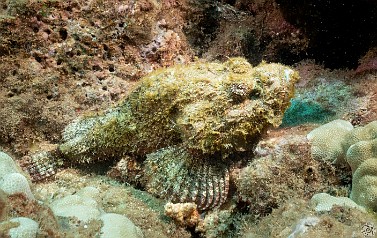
277, 0, 377, 69
59, 28, 68, 40
184, 2, 221, 57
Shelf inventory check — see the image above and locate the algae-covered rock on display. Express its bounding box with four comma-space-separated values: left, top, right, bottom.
58, 57, 298, 164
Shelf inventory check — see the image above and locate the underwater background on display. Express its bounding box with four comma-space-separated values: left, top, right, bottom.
1, 0, 377, 237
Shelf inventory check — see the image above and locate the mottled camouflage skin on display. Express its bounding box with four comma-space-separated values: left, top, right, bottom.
59, 58, 298, 163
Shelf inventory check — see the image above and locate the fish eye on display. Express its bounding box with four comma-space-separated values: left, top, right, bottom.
229, 84, 248, 103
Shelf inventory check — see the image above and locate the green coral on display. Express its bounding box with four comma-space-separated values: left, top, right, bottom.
58, 57, 298, 164
282, 80, 353, 127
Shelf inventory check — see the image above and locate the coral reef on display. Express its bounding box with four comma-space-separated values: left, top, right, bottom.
49, 186, 144, 237
0, 173, 34, 200
34, 169, 192, 238
141, 20, 191, 70
0, 154, 191, 238
345, 121, 377, 171
241, 198, 376, 237
0, 151, 62, 237
0, 151, 25, 176
49, 187, 102, 224
350, 156, 377, 212
2, 0, 377, 237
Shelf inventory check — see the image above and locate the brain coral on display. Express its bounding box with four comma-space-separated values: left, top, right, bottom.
307, 120, 377, 212
49, 187, 101, 223
27, 58, 298, 209
310, 193, 365, 212
346, 138, 377, 173
306, 119, 353, 164
0, 151, 23, 177
0, 173, 34, 200
343, 121, 377, 155
350, 157, 377, 211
